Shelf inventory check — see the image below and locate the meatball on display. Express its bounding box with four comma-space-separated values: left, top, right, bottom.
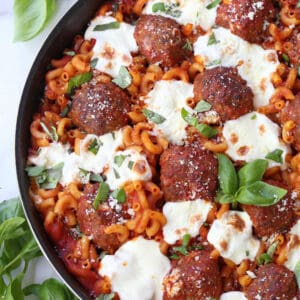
283, 28, 300, 67
242, 180, 295, 238
194, 67, 254, 123
245, 264, 297, 300
134, 15, 190, 67
77, 184, 125, 253
70, 82, 130, 135
216, 0, 276, 44
160, 142, 218, 201
163, 251, 222, 300
280, 93, 300, 151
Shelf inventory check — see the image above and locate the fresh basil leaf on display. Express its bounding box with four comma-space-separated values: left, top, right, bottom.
295, 261, 300, 289
0, 217, 24, 243
257, 253, 272, 265
113, 168, 120, 179
182, 234, 191, 247
40, 122, 58, 142
194, 100, 212, 113
13, 0, 56, 42
93, 183, 110, 209
282, 53, 289, 64
90, 173, 103, 183
267, 241, 279, 258
128, 161, 134, 169
206, 59, 221, 67
265, 149, 283, 163
238, 159, 268, 187
152, 2, 165, 12
67, 71, 92, 94
182, 40, 193, 51
88, 138, 102, 155
40, 162, 64, 189
236, 181, 287, 206
112, 66, 132, 89
251, 114, 257, 120
60, 103, 71, 117
96, 293, 115, 300
25, 165, 45, 177
5, 272, 24, 300
216, 192, 235, 204
142, 108, 166, 124
90, 58, 99, 68
0, 198, 24, 223
94, 21, 120, 31
206, 0, 221, 9
169, 253, 180, 260
207, 32, 219, 45
111, 188, 126, 203
114, 155, 126, 167
217, 154, 238, 195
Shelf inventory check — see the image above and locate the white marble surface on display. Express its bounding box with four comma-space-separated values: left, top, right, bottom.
0, 0, 77, 296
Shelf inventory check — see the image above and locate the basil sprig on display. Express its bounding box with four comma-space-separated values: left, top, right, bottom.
265, 149, 283, 163
67, 71, 92, 94
216, 154, 287, 207
112, 66, 132, 89
93, 183, 110, 209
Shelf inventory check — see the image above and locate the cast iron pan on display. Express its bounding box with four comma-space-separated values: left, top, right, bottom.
15, 1, 102, 298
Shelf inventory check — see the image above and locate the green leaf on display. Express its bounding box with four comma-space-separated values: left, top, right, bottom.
238, 159, 268, 187
93, 183, 110, 209
111, 188, 126, 203
40, 122, 58, 142
128, 161, 134, 170
165, 3, 181, 17
207, 32, 219, 45
152, 2, 166, 12
25, 165, 45, 177
182, 40, 193, 51
182, 234, 191, 247
0, 217, 25, 243
90, 58, 99, 68
96, 294, 115, 300
67, 71, 92, 94
206, 0, 221, 9
206, 59, 221, 67
40, 162, 64, 189
194, 100, 212, 113
94, 22, 120, 31
13, 0, 56, 42
112, 66, 132, 89
217, 154, 238, 195
216, 192, 235, 204
88, 138, 102, 155
114, 155, 126, 167
142, 108, 166, 124
267, 240, 279, 257
236, 181, 287, 206
63, 51, 76, 56
282, 53, 289, 64
90, 173, 103, 183
60, 103, 71, 117
0, 198, 24, 223
265, 149, 283, 163
257, 253, 272, 265
173, 245, 189, 256
295, 261, 300, 289
5, 272, 25, 300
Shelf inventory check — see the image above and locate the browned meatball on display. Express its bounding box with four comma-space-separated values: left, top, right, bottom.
284, 28, 300, 67
160, 142, 218, 201
194, 67, 254, 123
77, 184, 126, 253
70, 82, 130, 135
134, 15, 190, 67
163, 251, 222, 300
216, 0, 276, 44
245, 264, 297, 300
242, 180, 295, 238
280, 93, 300, 151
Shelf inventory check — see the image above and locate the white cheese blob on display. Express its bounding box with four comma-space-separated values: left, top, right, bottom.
284, 219, 300, 272
99, 237, 171, 300
143, 0, 217, 31
207, 211, 260, 264
220, 291, 248, 300
162, 199, 212, 244
194, 27, 279, 107
28, 130, 123, 186
223, 112, 290, 167
85, 16, 138, 78
104, 149, 152, 189
143, 80, 194, 145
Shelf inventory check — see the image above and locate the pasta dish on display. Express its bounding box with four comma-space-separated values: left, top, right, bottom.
25, 0, 300, 299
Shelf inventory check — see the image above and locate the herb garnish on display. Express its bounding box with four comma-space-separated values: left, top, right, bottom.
96, 293, 115, 300
94, 21, 120, 31
206, 0, 221, 9
142, 108, 166, 124
265, 149, 283, 163
207, 32, 219, 45
295, 261, 300, 289
151, 2, 181, 17
67, 71, 93, 94
114, 155, 126, 167
206, 59, 221, 67
40, 121, 58, 142
111, 188, 126, 203
112, 66, 132, 89
113, 168, 121, 179
194, 100, 212, 113
172, 234, 191, 256
128, 161, 134, 169
60, 102, 71, 117
183, 40, 193, 51
88, 138, 102, 155
282, 53, 290, 64
93, 183, 110, 209
90, 58, 99, 68
257, 241, 279, 265
63, 50, 76, 56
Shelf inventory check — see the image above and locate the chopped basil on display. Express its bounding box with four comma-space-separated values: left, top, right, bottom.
111, 188, 126, 203
152, 2, 165, 12
206, 59, 221, 67
207, 32, 219, 45
245, 250, 250, 256
67, 71, 92, 94
128, 161, 134, 169
182, 40, 193, 51
96, 293, 115, 300
189, 244, 204, 251
93, 21, 120, 31
182, 234, 191, 247
114, 155, 126, 167
60, 103, 71, 117
165, 3, 181, 17
63, 50, 76, 56
25, 166, 45, 177
251, 114, 257, 120
282, 53, 290, 64
88, 138, 102, 155
257, 241, 279, 265
181, 108, 217, 138
172, 245, 189, 256
93, 183, 110, 209
79, 168, 90, 182
113, 168, 120, 179
295, 261, 300, 289
142, 108, 166, 124
112, 66, 132, 89
111, 132, 116, 140
267, 240, 279, 257
172, 234, 191, 256
169, 253, 180, 260
206, 0, 221, 9
265, 149, 283, 163
40, 121, 58, 142
90, 173, 103, 182
90, 58, 99, 68
194, 100, 212, 113
79, 169, 103, 183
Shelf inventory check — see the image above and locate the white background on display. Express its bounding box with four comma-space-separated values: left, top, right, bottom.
0, 0, 77, 296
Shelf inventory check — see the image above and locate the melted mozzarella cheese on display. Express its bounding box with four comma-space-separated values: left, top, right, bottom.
223, 112, 290, 167
194, 27, 279, 107
99, 237, 171, 300
28, 130, 123, 186
220, 291, 248, 300
284, 219, 300, 272
143, 0, 217, 30
162, 199, 212, 244
104, 149, 152, 189
207, 211, 260, 264
85, 16, 138, 78
143, 80, 194, 145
